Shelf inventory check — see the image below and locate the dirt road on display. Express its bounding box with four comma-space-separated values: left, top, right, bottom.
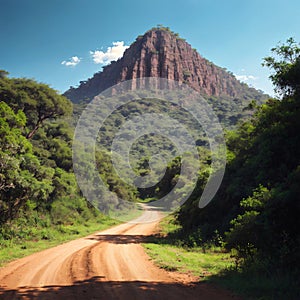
0, 207, 241, 299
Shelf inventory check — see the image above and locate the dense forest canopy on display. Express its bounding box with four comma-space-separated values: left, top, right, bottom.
177, 38, 300, 278
0, 76, 72, 139
0, 75, 135, 239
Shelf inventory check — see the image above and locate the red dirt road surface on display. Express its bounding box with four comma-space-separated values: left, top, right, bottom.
0, 207, 241, 299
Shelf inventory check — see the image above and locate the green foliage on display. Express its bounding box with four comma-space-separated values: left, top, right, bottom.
143, 215, 232, 276
50, 196, 96, 225
81, 97, 212, 208
0, 77, 72, 138
263, 37, 300, 96
144, 242, 232, 277
0, 212, 118, 266
32, 120, 74, 171
0, 73, 106, 244
225, 185, 271, 258
176, 38, 300, 289
0, 101, 53, 223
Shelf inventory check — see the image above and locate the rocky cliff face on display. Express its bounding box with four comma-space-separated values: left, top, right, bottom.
65, 27, 267, 109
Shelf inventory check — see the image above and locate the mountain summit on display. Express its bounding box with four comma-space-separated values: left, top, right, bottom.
64, 27, 268, 125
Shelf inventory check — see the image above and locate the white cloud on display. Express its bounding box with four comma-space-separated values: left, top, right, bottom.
61, 56, 81, 67
235, 74, 258, 82
90, 41, 129, 65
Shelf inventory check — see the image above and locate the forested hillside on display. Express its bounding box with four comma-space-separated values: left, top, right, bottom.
175, 38, 300, 297
0, 74, 127, 250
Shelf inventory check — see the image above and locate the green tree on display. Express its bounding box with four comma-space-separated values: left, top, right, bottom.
0, 102, 54, 223
176, 38, 300, 273
0, 77, 72, 138
263, 37, 300, 96
225, 185, 272, 258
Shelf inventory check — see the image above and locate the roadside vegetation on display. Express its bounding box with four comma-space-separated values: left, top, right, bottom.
0, 216, 118, 266
145, 38, 300, 300
144, 216, 234, 276
0, 73, 130, 265
144, 213, 299, 300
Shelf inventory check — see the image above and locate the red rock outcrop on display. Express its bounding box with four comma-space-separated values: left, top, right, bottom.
64, 28, 265, 104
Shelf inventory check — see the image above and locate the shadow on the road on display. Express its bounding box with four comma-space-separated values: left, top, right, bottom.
86, 234, 152, 244
0, 276, 238, 300
85, 229, 184, 246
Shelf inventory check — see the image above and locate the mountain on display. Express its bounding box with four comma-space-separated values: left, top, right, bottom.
64, 26, 269, 126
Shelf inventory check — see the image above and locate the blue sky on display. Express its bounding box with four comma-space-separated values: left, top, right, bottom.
1, 0, 299, 96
